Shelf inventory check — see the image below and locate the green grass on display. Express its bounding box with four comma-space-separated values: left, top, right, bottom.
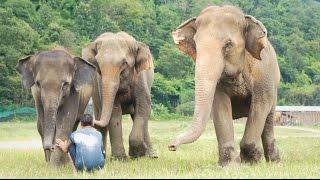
0, 121, 38, 141
1, 120, 320, 178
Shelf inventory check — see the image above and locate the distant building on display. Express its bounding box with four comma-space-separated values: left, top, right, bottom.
275, 106, 320, 126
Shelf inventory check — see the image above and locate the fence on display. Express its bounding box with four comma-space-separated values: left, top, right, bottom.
236, 106, 320, 126
0, 106, 36, 122
1, 104, 320, 126
274, 106, 320, 126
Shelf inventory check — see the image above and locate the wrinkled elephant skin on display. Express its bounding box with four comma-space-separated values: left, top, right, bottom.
82, 32, 157, 159
169, 6, 281, 166
16, 48, 96, 166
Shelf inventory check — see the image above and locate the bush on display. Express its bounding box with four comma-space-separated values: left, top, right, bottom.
151, 103, 188, 121
176, 101, 194, 116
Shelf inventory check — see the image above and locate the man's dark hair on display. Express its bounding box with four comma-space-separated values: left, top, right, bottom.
80, 114, 93, 126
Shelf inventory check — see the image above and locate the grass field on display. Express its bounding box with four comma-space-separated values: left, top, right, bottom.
1, 119, 320, 178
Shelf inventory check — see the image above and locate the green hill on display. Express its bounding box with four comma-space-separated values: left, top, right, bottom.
0, 0, 319, 115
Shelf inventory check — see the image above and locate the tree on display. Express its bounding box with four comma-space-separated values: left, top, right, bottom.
0, 0, 319, 110
0, 7, 39, 106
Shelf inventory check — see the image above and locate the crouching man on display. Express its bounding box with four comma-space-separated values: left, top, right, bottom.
56, 114, 105, 172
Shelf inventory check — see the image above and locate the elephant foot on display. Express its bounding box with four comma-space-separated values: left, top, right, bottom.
129, 142, 147, 158
218, 146, 240, 167
111, 154, 128, 162
146, 148, 158, 159
240, 142, 262, 164
49, 149, 69, 167
263, 139, 280, 162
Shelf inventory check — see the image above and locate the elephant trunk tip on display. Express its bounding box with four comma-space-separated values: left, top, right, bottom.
93, 119, 108, 128
168, 139, 180, 151
44, 149, 52, 162
44, 142, 55, 151
168, 125, 206, 152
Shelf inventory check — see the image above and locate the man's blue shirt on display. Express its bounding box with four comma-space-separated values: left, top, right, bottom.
69, 127, 105, 171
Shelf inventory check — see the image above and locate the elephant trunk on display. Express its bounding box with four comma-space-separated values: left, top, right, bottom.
94, 74, 119, 127
44, 149, 51, 162
169, 52, 224, 151
42, 94, 59, 159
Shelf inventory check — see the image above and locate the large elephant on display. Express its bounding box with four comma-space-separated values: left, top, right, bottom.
82, 32, 156, 159
168, 5, 281, 166
16, 48, 96, 166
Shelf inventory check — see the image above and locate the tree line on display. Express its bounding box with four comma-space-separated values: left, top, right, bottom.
0, 0, 319, 116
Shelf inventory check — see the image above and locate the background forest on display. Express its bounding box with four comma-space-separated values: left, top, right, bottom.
0, 0, 320, 117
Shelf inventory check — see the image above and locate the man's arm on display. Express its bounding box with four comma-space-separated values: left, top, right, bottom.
56, 138, 77, 173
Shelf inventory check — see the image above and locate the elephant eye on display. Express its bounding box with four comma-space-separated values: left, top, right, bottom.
120, 60, 127, 71
62, 82, 69, 90
36, 81, 41, 88
224, 40, 233, 50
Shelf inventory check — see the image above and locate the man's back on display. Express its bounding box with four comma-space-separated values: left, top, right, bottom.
70, 127, 105, 171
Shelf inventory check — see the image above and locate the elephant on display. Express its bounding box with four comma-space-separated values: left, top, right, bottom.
16, 48, 96, 166
82, 32, 157, 159
168, 5, 281, 166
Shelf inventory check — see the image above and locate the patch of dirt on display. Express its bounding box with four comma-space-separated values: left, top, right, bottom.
0, 140, 41, 149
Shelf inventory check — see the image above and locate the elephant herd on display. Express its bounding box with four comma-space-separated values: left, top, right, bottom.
16, 6, 281, 168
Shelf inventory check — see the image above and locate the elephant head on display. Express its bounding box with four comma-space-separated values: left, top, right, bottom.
16, 50, 96, 164
169, 6, 268, 150
82, 32, 153, 128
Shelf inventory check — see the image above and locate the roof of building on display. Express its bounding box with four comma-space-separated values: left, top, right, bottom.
276, 106, 320, 112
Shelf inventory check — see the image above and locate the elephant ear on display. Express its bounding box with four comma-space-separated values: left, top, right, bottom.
135, 42, 154, 74
15, 55, 35, 89
81, 42, 101, 74
73, 57, 96, 91
172, 17, 197, 61
245, 15, 268, 60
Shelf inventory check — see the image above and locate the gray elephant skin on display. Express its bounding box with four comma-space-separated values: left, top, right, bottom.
169, 5, 281, 166
82, 32, 157, 159
16, 48, 96, 166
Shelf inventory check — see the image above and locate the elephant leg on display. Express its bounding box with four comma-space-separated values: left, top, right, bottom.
212, 88, 239, 166
143, 116, 158, 158
129, 113, 147, 158
129, 99, 150, 157
50, 128, 70, 166
261, 106, 280, 162
129, 74, 154, 158
101, 126, 107, 159
109, 102, 127, 161
240, 94, 272, 164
